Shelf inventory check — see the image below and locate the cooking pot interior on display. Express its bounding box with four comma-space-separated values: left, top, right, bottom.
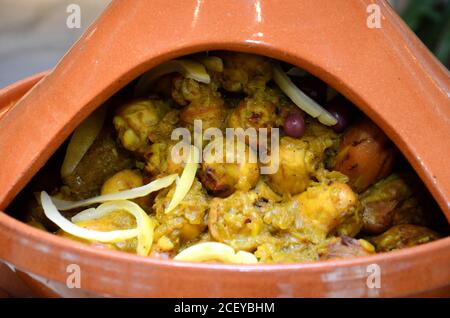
5, 49, 450, 265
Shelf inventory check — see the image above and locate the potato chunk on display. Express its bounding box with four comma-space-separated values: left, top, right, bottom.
101, 169, 143, 195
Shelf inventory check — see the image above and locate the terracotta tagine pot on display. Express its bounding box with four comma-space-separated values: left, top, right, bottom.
0, 0, 449, 297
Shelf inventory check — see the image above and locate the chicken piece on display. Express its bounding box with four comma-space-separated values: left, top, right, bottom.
254, 180, 283, 203
261, 182, 360, 244
367, 224, 440, 252
62, 127, 133, 200
319, 236, 375, 260
172, 76, 227, 130
226, 87, 298, 151
293, 182, 361, 239
208, 190, 269, 251
113, 98, 172, 153
152, 179, 210, 251
201, 182, 279, 251
155, 109, 181, 141
217, 52, 272, 94
257, 183, 360, 260
144, 141, 185, 177
199, 138, 260, 197
227, 88, 279, 131
334, 118, 396, 193
266, 122, 338, 195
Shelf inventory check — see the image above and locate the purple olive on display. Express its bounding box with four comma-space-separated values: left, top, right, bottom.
284, 112, 305, 138
328, 109, 349, 133
326, 95, 352, 133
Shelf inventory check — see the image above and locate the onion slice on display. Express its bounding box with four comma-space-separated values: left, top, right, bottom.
61, 106, 107, 178
41, 192, 138, 243
76, 200, 154, 256
42, 192, 155, 256
135, 59, 211, 96
71, 207, 97, 223
52, 174, 177, 211
165, 145, 200, 213
272, 63, 337, 126
174, 242, 258, 264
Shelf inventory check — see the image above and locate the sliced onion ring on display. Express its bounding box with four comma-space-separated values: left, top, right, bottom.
61, 106, 107, 178
272, 63, 337, 126
165, 145, 200, 213
71, 207, 97, 223
41, 192, 138, 243
78, 200, 154, 256
42, 193, 154, 256
174, 242, 258, 264
52, 174, 177, 211
135, 59, 211, 96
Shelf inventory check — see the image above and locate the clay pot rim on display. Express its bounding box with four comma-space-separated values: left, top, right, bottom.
1, 72, 449, 273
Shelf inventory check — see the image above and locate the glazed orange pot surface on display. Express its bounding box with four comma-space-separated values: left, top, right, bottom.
0, 0, 449, 297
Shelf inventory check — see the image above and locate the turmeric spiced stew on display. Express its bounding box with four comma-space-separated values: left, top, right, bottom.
10, 52, 448, 264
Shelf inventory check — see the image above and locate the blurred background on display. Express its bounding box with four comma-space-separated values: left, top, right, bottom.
0, 0, 110, 87
0, 0, 449, 88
